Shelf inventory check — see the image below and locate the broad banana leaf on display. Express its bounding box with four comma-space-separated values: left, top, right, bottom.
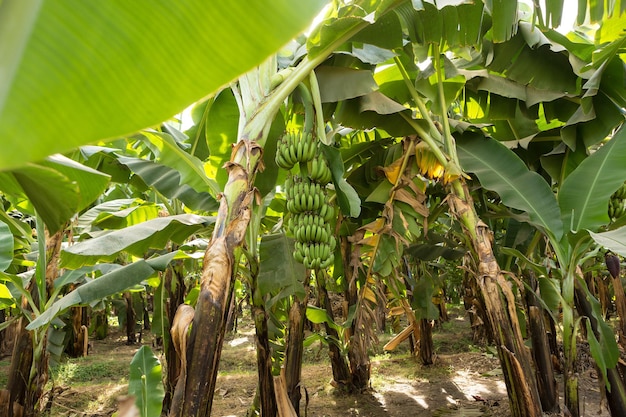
259, 233, 306, 307
457, 133, 564, 240
27, 252, 181, 330
559, 124, 626, 233
590, 227, 626, 257
61, 214, 215, 268
0, 0, 328, 170
0, 155, 110, 234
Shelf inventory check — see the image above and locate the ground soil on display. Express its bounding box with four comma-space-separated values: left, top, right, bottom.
0, 306, 612, 416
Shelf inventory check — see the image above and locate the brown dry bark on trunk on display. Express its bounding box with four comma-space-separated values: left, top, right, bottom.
574, 278, 626, 416
3, 228, 64, 417
68, 306, 89, 357
169, 153, 256, 416
419, 319, 434, 366
317, 273, 352, 390
449, 182, 541, 417
347, 319, 371, 391
250, 258, 277, 417
284, 284, 308, 415
162, 264, 185, 416
596, 274, 611, 319
343, 231, 372, 392
5, 318, 31, 417
123, 291, 136, 344
611, 273, 626, 349
462, 265, 489, 344
524, 272, 559, 413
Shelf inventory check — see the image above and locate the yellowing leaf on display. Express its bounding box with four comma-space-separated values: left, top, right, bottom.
357, 234, 380, 247
0, 283, 15, 308
382, 158, 404, 185
360, 218, 385, 233
362, 286, 377, 304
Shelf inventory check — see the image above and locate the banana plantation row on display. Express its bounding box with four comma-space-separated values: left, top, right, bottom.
1, 1, 626, 416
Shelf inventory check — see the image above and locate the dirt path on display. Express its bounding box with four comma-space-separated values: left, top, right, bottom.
6, 306, 609, 416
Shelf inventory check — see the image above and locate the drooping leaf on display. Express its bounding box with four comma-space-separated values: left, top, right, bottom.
3, 164, 79, 235
589, 227, 626, 257
129, 346, 164, 417
559, 125, 626, 233
61, 214, 215, 268
307, 11, 370, 59
315, 66, 379, 103
43, 154, 111, 206
323, 145, 361, 218
0, 0, 328, 170
258, 234, 306, 303
486, 0, 519, 43
405, 242, 465, 261
580, 280, 620, 390
400, 1, 485, 48
116, 156, 219, 212
0, 156, 111, 234
27, 255, 178, 330
457, 133, 563, 240
141, 131, 220, 197
77, 199, 144, 230
412, 273, 439, 320
205, 90, 240, 190
90, 204, 162, 230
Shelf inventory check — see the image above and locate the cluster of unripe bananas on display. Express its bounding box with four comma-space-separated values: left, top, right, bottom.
609, 182, 626, 220
275, 131, 317, 170
276, 130, 336, 270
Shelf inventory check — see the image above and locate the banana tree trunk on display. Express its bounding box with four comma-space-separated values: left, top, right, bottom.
4, 228, 64, 417
284, 280, 309, 415
342, 232, 371, 391
419, 319, 434, 366
317, 273, 352, 390
574, 278, 626, 416
162, 264, 186, 415
449, 181, 541, 417
168, 188, 254, 416
251, 266, 277, 417
524, 271, 559, 413
123, 291, 136, 344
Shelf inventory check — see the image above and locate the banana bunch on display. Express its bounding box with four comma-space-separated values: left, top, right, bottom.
285, 175, 337, 269
609, 183, 626, 219
276, 125, 336, 270
308, 157, 332, 185
289, 213, 333, 243
275, 130, 317, 170
285, 178, 326, 213
294, 239, 336, 269
415, 142, 458, 184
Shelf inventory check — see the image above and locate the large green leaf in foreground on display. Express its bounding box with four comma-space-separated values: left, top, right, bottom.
0, 0, 328, 170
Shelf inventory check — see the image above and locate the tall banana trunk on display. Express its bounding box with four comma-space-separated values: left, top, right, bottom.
395, 49, 542, 416
4, 227, 64, 417
448, 183, 542, 417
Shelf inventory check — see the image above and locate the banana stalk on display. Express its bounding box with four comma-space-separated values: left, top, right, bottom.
394, 48, 542, 417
